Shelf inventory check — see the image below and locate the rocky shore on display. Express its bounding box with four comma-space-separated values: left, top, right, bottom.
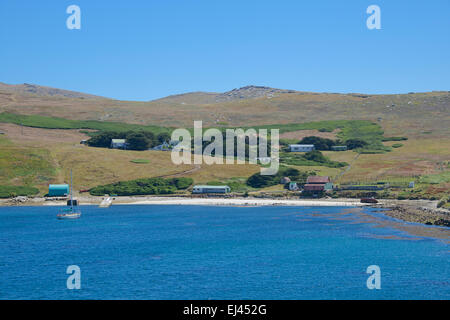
381, 202, 450, 227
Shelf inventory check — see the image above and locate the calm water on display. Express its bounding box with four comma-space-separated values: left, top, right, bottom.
0, 205, 448, 300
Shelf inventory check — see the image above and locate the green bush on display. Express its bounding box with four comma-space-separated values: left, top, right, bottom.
298, 136, 336, 150
437, 196, 449, 208
0, 185, 39, 198
392, 143, 403, 148
382, 137, 408, 142
247, 167, 313, 189
281, 151, 348, 168
87, 130, 158, 150
89, 177, 193, 196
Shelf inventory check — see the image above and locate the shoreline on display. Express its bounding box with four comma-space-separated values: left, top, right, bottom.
1, 196, 449, 228
1, 196, 370, 207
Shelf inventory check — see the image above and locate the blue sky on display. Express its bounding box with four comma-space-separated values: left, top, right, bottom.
0, 0, 449, 100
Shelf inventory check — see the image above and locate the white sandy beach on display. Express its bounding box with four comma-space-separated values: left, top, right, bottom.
0, 196, 372, 207
123, 197, 370, 207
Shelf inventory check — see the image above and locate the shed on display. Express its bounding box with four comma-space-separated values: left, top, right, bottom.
331, 146, 348, 151
303, 184, 325, 192
280, 177, 291, 184
324, 182, 334, 191
111, 139, 127, 149
192, 185, 231, 194
289, 182, 299, 191
48, 184, 70, 197
288, 144, 315, 152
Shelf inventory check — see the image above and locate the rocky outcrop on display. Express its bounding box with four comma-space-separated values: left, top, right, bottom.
215, 86, 298, 102
385, 205, 450, 227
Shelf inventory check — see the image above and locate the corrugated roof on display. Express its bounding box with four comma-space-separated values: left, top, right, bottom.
306, 176, 330, 184
303, 184, 325, 191
193, 185, 230, 189
289, 144, 315, 148
111, 139, 126, 143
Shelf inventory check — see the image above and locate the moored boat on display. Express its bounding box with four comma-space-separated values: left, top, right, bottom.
57, 170, 81, 220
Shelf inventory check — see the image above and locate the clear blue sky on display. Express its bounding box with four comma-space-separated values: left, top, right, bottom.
0, 0, 449, 101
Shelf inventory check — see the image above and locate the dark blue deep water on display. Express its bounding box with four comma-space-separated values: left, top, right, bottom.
0, 205, 448, 300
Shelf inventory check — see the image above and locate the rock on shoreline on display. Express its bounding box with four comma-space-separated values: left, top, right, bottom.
383, 204, 450, 227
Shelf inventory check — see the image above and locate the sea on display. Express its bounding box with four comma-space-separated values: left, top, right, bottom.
0, 205, 448, 300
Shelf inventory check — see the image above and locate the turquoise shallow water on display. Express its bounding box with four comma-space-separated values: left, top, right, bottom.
0, 205, 448, 300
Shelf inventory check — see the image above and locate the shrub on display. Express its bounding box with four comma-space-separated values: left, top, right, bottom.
437, 196, 449, 208
345, 139, 368, 150
89, 177, 193, 196
0, 185, 39, 198
246, 167, 311, 189
298, 136, 336, 151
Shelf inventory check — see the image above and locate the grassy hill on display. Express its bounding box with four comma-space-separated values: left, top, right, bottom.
0, 83, 448, 199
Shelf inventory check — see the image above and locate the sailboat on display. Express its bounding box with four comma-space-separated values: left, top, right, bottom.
57, 170, 81, 220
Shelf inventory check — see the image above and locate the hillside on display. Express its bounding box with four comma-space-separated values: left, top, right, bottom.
1, 83, 449, 139
0, 82, 449, 201
0, 82, 106, 100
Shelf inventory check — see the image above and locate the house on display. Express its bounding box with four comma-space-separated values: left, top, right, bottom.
288, 144, 315, 152
324, 182, 334, 191
331, 146, 348, 151
280, 177, 291, 185
303, 176, 332, 193
303, 184, 325, 192
192, 185, 231, 194
111, 139, 127, 149
306, 176, 331, 184
288, 182, 299, 191
48, 184, 70, 197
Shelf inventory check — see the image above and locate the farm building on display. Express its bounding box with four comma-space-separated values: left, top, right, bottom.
192, 185, 231, 194
111, 139, 127, 149
288, 144, 315, 152
48, 184, 70, 197
306, 176, 331, 184
303, 184, 325, 192
303, 176, 333, 193
331, 146, 348, 151
280, 177, 291, 184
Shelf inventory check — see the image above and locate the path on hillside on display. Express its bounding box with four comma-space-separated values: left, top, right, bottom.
335, 153, 360, 182
154, 164, 202, 179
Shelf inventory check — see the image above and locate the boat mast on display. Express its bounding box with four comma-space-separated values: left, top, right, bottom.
70, 169, 73, 210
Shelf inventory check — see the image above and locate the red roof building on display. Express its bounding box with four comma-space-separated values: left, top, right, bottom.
306, 176, 330, 184
303, 184, 325, 191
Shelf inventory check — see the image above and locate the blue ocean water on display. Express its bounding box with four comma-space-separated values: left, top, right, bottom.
0, 205, 448, 300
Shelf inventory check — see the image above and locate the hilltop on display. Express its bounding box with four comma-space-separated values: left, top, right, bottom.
0, 83, 449, 139
0, 82, 107, 100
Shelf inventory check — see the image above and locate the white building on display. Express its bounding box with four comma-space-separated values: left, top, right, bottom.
288, 144, 315, 152
111, 139, 127, 149
192, 185, 231, 194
